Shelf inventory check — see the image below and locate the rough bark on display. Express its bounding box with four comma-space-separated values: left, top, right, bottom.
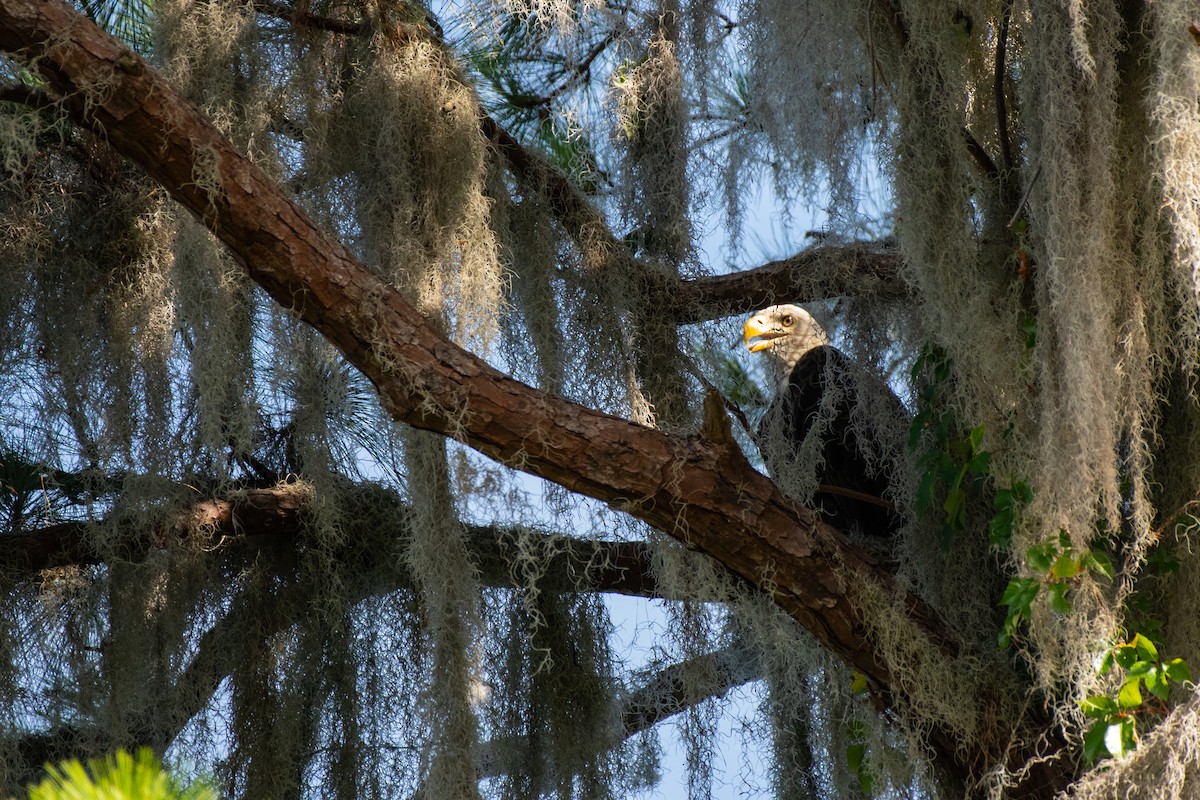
0, 0, 1066, 792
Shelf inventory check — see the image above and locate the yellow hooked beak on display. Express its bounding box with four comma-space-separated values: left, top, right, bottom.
743, 316, 784, 353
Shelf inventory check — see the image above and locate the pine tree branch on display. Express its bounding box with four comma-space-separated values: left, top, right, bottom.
1, 485, 659, 597
4, 69, 906, 319
0, 0, 940, 734
0, 489, 662, 784
664, 243, 907, 323
0, 0, 921, 686
244, 0, 636, 277
0, 2, 1070, 793
240, 1, 904, 314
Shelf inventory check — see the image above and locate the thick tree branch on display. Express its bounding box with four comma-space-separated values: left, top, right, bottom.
1, 489, 661, 783
663, 244, 906, 324
478, 113, 635, 276
250, 0, 365, 36
0, 0, 922, 685
0, 2, 1064, 792
2, 485, 658, 597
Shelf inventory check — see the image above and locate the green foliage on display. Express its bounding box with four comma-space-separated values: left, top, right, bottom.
1080, 635, 1193, 763
843, 720, 874, 795
989, 480, 1032, 549
460, 12, 605, 190
1019, 316, 1037, 350
909, 345, 992, 548
998, 530, 1113, 649
1072, 525, 1192, 764
25, 749, 217, 800
993, 502, 1192, 764
76, 0, 154, 51
901, 337, 1196, 770
713, 353, 766, 411
0, 449, 92, 532
1122, 532, 1183, 644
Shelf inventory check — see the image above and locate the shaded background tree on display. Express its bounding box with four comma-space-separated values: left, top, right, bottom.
0, 0, 1198, 798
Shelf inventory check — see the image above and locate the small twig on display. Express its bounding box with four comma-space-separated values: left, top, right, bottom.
962, 126, 1000, 184
875, 0, 909, 49
1151, 499, 1200, 541
1006, 163, 1042, 229
816, 484, 894, 510
678, 353, 757, 440
540, 30, 617, 107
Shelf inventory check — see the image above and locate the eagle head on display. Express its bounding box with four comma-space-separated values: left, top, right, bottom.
743, 305, 827, 374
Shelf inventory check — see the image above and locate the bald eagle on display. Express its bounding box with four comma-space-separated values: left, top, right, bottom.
744, 305, 902, 538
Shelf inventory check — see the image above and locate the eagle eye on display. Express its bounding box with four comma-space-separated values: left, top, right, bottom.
781, 314, 794, 327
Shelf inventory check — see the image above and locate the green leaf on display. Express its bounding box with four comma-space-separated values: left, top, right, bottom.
911, 347, 930, 381
28, 748, 217, 800
1114, 645, 1138, 670
1117, 678, 1143, 709
1144, 666, 1169, 701
1079, 695, 1119, 718
1049, 554, 1080, 579
1118, 717, 1137, 756
1021, 317, 1037, 349
967, 450, 991, 475
1099, 650, 1115, 675
1147, 541, 1182, 573
1133, 633, 1159, 663
1081, 550, 1114, 580
1164, 658, 1192, 683
989, 506, 1015, 548
968, 424, 986, 451
943, 486, 966, 528
1026, 542, 1056, 573
916, 467, 939, 513
1083, 720, 1111, 763
934, 358, 951, 383
1127, 660, 1155, 680
1046, 582, 1072, 614
846, 743, 866, 771
908, 412, 930, 451
1000, 577, 1040, 612
856, 766, 875, 794
994, 487, 1013, 511
846, 724, 875, 794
